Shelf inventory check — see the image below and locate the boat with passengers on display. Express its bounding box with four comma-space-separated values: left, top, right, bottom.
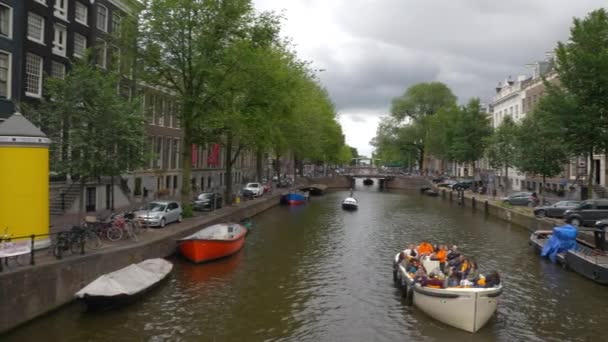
393, 243, 502, 333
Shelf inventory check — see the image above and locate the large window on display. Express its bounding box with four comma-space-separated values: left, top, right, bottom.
52, 24, 67, 56
74, 33, 86, 57
111, 13, 121, 35
27, 13, 44, 44
54, 0, 68, 20
0, 4, 12, 39
95, 39, 107, 68
0, 52, 10, 99
25, 53, 43, 98
51, 61, 65, 79
75, 2, 88, 25
97, 5, 108, 32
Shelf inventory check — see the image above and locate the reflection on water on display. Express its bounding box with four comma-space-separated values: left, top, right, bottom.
4, 181, 608, 341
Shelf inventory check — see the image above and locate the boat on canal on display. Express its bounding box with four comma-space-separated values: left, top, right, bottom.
178, 223, 248, 263
280, 191, 309, 205
393, 253, 502, 333
299, 184, 328, 196
75, 258, 173, 311
341, 197, 358, 211
530, 228, 608, 285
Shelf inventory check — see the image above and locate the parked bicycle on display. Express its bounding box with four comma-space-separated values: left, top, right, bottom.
51, 225, 102, 259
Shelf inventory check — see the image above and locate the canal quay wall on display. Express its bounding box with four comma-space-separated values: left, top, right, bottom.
0, 192, 283, 334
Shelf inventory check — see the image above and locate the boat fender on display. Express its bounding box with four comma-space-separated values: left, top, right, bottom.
404, 287, 414, 306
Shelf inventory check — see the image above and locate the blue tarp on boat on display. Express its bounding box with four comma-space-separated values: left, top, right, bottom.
541, 224, 578, 263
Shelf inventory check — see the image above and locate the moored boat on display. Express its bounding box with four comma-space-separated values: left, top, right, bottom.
342, 197, 358, 210
280, 191, 309, 205
178, 223, 248, 263
393, 253, 502, 333
75, 258, 173, 311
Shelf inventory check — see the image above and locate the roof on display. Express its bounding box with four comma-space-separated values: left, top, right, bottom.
0, 112, 47, 138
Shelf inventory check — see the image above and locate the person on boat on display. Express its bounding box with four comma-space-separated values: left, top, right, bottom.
406, 258, 419, 274
444, 268, 462, 288
403, 244, 419, 259
446, 254, 465, 272
447, 245, 461, 261
430, 245, 448, 270
421, 272, 445, 288
429, 266, 445, 279
412, 267, 428, 285
417, 241, 434, 256
484, 271, 501, 287
462, 261, 480, 286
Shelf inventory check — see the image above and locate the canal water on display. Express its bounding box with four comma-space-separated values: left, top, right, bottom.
5, 182, 608, 341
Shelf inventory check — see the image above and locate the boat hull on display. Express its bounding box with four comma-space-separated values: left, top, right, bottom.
79, 275, 170, 311
281, 193, 308, 205
342, 203, 358, 211
179, 235, 246, 263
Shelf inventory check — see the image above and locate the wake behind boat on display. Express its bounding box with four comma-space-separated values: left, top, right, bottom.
393, 244, 502, 333
178, 223, 248, 263
75, 258, 173, 311
342, 197, 358, 210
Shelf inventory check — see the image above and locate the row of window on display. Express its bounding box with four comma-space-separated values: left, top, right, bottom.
149, 136, 181, 170
29, 0, 119, 33
144, 94, 181, 129
27, 12, 88, 58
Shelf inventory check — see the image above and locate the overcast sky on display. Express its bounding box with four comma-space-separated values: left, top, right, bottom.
253, 0, 603, 157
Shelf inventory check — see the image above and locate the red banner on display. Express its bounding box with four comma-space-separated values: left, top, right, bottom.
191, 144, 198, 167
207, 144, 220, 166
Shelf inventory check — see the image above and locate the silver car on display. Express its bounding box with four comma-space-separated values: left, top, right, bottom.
134, 201, 182, 228
502, 192, 534, 206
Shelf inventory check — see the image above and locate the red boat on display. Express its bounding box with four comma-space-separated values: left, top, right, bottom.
178, 223, 248, 263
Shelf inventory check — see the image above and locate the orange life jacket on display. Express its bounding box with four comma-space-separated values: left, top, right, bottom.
418, 243, 434, 254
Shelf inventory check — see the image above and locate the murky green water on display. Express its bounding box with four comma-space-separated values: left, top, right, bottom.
5, 182, 607, 341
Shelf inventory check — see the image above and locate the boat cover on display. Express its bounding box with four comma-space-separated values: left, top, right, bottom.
180, 223, 246, 241
342, 197, 357, 205
541, 225, 577, 263
75, 258, 173, 298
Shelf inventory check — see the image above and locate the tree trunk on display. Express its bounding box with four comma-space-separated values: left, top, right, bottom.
224, 134, 234, 205
588, 150, 595, 199
110, 175, 115, 211
77, 177, 85, 224
256, 148, 264, 182
180, 102, 194, 208
504, 165, 509, 193
418, 145, 425, 174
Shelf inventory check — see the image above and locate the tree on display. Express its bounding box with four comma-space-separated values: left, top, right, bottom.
515, 108, 569, 194
486, 116, 518, 191
389, 82, 457, 171
448, 99, 492, 164
30, 58, 146, 220
541, 9, 608, 198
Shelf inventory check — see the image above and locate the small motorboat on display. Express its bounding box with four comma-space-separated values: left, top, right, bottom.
393, 253, 502, 333
178, 223, 248, 263
363, 178, 374, 186
342, 197, 358, 211
280, 191, 309, 205
75, 258, 173, 311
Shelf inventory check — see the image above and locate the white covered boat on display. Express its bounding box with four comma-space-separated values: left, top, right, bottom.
393, 253, 502, 333
75, 258, 173, 311
342, 197, 358, 211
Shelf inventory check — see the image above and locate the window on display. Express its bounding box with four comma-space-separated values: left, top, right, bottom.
75, 2, 88, 25
111, 13, 121, 35
0, 52, 10, 99
0, 4, 12, 39
97, 5, 108, 32
34, 0, 46, 5
25, 53, 43, 98
54, 0, 68, 20
95, 39, 107, 68
51, 61, 65, 79
52, 24, 67, 56
110, 45, 120, 71
73, 33, 86, 57
27, 13, 44, 44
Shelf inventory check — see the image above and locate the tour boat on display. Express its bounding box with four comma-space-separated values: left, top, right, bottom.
280, 191, 309, 205
393, 253, 502, 333
341, 197, 358, 211
530, 230, 608, 285
178, 223, 248, 263
75, 258, 173, 311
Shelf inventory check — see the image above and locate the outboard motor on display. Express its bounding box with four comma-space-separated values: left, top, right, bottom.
594, 224, 607, 251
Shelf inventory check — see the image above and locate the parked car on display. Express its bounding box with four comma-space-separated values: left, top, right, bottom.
534, 200, 581, 218
564, 200, 608, 227
437, 180, 457, 188
134, 201, 182, 228
193, 192, 223, 211
452, 180, 474, 190
502, 192, 534, 206
243, 182, 264, 197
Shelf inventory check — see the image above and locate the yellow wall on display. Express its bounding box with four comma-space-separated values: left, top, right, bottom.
0, 146, 49, 240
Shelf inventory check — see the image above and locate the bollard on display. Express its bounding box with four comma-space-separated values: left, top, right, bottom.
442, 189, 446, 198
485, 200, 489, 214
472, 196, 476, 209
80, 234, 85, 255
30, 234, 35, 265
449, 191, 453, 201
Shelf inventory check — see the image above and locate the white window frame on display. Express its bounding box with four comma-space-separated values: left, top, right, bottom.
52, 24, 67, 57
25, 53, 43, 98
97, 4, 108, 32
51, 61, 66, 79
0, 3, 13, 39
54, 0, 68, 20
73, 33, 86, 58
96, 39, 107, 69
27, 12, 45, 45
74, 2, 88, 26
0, 51, 11, 99
33, 0, 47, 5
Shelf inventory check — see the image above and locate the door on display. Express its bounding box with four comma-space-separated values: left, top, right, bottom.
86, 187, 96, 212
595, 160, 601, 185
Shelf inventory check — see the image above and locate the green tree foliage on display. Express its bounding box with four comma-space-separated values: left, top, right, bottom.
448, 99, 492, 163
31, 58, 146, 218
540, 9, 608, 197
370, 117, 423, 170
486, 116, 518, 191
